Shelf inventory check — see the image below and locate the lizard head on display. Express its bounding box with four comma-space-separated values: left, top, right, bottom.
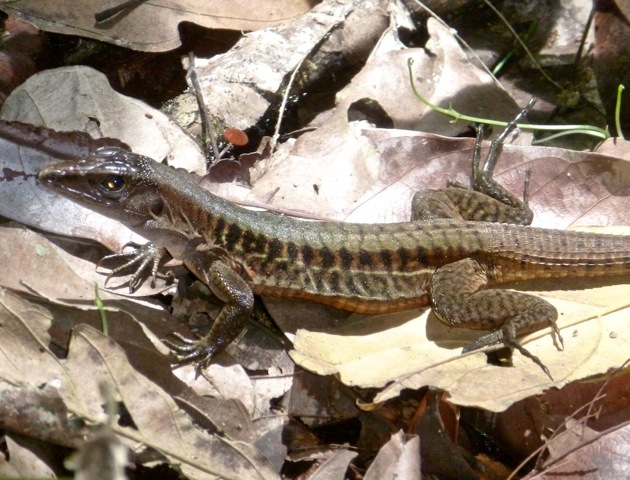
38, 147, 164, 224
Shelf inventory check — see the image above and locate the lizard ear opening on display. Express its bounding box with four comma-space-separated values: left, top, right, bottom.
149, 197, 165, 216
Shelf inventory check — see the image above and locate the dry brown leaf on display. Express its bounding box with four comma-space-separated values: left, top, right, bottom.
350, 128, 630, 229
1, 66, 205, 173
0, 287, 279, 479
0, 220, 173, 299
237, 125, 630, 229
0, 223, 190, 379
183, 0, 371, 135
335, 18, 520, 137
537, 418, 630, 478
70, 325, 279, 479
363, 431, 420, 480
309, 450, 359, 479
4, 435, 57, 478
0, 222, 126, 299
0, 0, 317, 52
595, 137, 630, 159
484, 373, 630, 462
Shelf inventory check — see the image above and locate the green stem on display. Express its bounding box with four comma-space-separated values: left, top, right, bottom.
406, 58, 609, 140
616, 84, 625, 140
94, 283, 108, 336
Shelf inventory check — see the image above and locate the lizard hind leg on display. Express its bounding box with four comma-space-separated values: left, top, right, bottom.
411, 99, 537, 226
430, 258, 563, 379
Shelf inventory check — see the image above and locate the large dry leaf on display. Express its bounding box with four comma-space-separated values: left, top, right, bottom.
291, 284, 630, 411
0, 222, 127, 300
1, 66, 204, 172
0, 287, 279, 479
233, 124, 630, 228
0, 0, 317, 52
335, 18, 520, 136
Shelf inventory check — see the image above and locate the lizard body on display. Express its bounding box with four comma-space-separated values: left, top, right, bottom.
38, 127, 630, 376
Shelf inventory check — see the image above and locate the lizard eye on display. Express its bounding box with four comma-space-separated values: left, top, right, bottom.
101, 175, 125, 192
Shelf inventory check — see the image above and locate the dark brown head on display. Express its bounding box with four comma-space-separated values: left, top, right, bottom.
38, 147, 164, 225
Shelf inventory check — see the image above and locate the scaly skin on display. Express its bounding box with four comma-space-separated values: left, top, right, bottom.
38, 144, 630, 377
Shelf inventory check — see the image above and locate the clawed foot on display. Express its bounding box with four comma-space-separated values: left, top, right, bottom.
463, 339, 552, 381
99, 242, 164, 292
162, 332, 216, 369
463, 326, 563, 381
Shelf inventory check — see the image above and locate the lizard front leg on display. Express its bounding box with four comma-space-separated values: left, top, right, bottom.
430, 257, 560, 379
164, 255, 254, 367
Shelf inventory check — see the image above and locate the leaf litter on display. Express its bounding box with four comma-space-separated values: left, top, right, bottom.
1, 0, 630, 477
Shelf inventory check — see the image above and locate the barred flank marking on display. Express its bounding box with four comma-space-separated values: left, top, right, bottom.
380, 250, 393, 270
242, 229, 256, 251
329, 270, 340, 291
254, 233, 268, 254
213, 217, 226, 239
301, 245, 315, 266
359, 249, 371, 267
397, 247, 409, 268
266, 238, 283, 261
355, 273, 371, 295
415, 246, 428, 265
345, 276, 358, 294
320, 246, 335, 269
225, 223, 242, 250
339, 247, 353, 269
315, 273, 324, 291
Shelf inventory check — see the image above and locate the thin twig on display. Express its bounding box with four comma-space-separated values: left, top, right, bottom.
270, 55, 307, 152
187, 52, 221, 162
94, 0, 148, 22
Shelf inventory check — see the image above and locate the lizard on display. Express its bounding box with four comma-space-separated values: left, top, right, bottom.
37, 104, 630, 378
